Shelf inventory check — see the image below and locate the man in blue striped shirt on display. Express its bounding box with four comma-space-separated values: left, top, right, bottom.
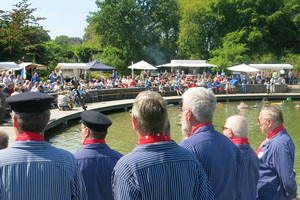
223, 115, 259, 200
0, 92, 87, 200
112, 91, 214, 200
256, 106, 297, 200
179, 87, 240, 199
74, 110, 123, 200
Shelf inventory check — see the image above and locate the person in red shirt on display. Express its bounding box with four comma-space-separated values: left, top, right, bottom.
187, 81, 197, 88
128, 78, 136, 87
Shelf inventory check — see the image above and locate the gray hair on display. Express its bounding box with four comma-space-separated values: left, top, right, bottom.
225, 115, 248, 138
0, 130, 9, 149
182, 87, 217, 123
86, 126, 107, 139
261, 106, 284, 125
132, 91, 168, 134
12, 110, 50, 133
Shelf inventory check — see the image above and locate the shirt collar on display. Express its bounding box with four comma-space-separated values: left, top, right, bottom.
268, 125, 284, 139
192, 122, 212, 134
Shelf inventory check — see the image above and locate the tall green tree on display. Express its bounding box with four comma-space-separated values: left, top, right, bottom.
209, 0, 300, 58
0, 0, 50, 61
177, 0, 216, 59
87, 0, 180, 67
209, 30, 250, 68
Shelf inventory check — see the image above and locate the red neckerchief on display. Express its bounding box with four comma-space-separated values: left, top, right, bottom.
165, 135, 171, 142
83, 139, 106, 145
268, 125, 284, 139
15, 132, 45, 141
256, 125, 285, 155
137, 133, 167, 145
187, 122, 213, 137
231, 138, 249, 145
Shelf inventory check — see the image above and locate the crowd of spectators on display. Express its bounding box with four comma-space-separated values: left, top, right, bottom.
0, 68, 297, 99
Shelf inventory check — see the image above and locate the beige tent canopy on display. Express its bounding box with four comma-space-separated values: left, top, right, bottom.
55, 63, 89, 70
19, 62, 47, 70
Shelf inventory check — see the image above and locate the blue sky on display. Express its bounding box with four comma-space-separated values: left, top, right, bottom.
1, 0, 98, 39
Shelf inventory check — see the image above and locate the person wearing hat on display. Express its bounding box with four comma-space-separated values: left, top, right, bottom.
112, 91, 214, 200
0, 92, 87, 199
74, 110, 123, 200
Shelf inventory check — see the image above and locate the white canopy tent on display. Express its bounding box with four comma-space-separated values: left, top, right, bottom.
157, 60, 218, 68
249, 64, 293, 69
128, 60, 157, 70
0, 62, 20, 69
128, 60, 157, 78
228, 64, 260, 72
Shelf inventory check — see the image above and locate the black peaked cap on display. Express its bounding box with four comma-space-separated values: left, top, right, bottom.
80, 110, 112, 132
7, 92, 54, 113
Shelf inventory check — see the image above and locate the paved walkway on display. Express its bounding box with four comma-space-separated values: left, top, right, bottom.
2, 92, 300, 145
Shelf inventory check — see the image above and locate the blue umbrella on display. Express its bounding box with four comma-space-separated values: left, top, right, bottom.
87, 60, 116, 71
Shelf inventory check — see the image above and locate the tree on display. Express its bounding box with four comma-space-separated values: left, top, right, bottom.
87, 0, 180, 66
96, 46, 126, 71
0, 0, 50, 61
74, 44, 96, 63
54, 35, 83, 46
209, 30, 250, 68
177, 0, 216, 59
209, 0, 300, 59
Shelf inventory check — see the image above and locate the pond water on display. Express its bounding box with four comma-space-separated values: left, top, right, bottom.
45, 100, 300, 187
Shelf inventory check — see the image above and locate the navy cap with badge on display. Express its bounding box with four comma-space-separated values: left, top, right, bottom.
80, 110, 112, 132
7, 92, 54, 113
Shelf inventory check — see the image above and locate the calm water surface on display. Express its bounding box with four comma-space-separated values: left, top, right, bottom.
45, 100, 300, 186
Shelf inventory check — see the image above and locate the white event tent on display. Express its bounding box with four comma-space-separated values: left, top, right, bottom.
128, 60, 157, 77
228, 64, 260, 72
0, 62, 20, 69
157, 60, 218, 68
249, 64, 293, 69
128, 60, 157, 70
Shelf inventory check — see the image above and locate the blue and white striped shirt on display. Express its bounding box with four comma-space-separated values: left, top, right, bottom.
74, 143, 123, 200
0, 141, 87, 200
179, 125, 240, 200
112, 141, 214, 200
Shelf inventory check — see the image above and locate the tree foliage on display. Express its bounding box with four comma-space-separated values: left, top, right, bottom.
87, 0, 180, 67
178, 0, 216, 59
54, 35, 83, 46
0, 0, 50, 61
0, 0, 299, 73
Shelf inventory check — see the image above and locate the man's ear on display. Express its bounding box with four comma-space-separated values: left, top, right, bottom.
13, 115, 18, 127
228, 130, 234, 139
84, 127, 90, 139
186, 109, 193, 121
132, 115, 139, 130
